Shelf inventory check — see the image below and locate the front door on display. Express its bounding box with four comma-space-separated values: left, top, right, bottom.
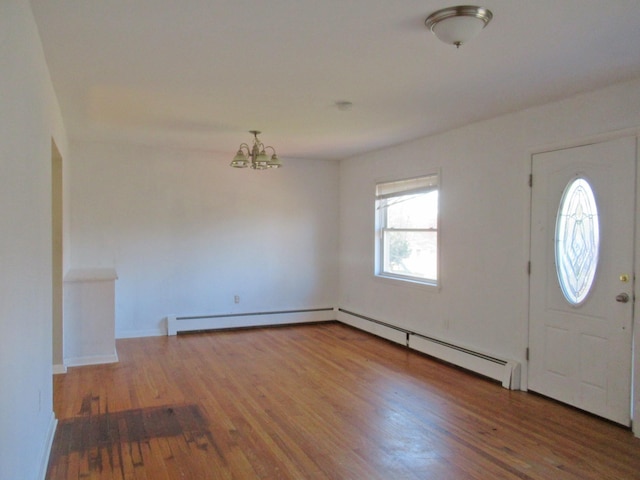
528, 136, 636, 425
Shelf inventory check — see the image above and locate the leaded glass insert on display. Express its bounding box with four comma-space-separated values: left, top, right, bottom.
555, 178, 600, 305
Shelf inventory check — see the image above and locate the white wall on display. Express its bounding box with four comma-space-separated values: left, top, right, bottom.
0, 1, 68, 479
339, 78, 640, 388
68, 141, 339, 337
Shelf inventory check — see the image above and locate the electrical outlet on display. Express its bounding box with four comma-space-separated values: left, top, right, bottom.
234, 295, 240, 304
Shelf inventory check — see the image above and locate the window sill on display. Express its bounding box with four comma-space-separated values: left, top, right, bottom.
374, 273, 440, 292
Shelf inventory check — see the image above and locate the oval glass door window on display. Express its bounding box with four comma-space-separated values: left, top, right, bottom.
555, 178, 600, 305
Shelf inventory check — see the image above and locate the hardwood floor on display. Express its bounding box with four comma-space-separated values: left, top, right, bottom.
47, 322, 640, 479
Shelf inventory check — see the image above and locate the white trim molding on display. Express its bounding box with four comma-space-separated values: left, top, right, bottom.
63, 352, 119, 368
52, 364, 67, 375
38, 412, 57, 480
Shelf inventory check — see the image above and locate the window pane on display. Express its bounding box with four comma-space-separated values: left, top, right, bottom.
555, 178, 599, 305
383, 230, 437, 280
386, 191, 438, 229
376, 174, 439, 285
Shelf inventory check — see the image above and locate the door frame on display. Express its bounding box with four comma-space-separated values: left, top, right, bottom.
525, 128, 640, 437
52, 139, 66, 375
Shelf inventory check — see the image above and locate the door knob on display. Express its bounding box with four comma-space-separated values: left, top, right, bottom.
615, 293, 630, 303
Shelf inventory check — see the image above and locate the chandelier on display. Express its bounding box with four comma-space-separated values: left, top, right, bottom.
230, 130, 282, 169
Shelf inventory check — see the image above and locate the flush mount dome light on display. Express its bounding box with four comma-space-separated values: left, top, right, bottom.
425, 5, 493, 48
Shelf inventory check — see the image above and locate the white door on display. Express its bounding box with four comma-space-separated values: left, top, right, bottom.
528, 136, 636, 425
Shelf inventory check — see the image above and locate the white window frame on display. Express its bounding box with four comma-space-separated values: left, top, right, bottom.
375, 173, 439, 287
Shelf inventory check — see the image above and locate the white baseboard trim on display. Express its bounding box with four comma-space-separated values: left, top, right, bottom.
52, 364, 67, 375
39, 412, 57, 480
167, 307, 336, 335
64, 351, 118, 367
116, 328, 165, 339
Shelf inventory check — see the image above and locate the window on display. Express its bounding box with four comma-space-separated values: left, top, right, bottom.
375, 174, 439, 285
555, 177, 599, 305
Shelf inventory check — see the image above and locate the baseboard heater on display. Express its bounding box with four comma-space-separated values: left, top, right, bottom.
336, 308, 409, 346
337, 309, 520, 390
166, 307, 336, 335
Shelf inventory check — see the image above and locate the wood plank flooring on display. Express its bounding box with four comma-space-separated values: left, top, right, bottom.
47, 322, 640, 479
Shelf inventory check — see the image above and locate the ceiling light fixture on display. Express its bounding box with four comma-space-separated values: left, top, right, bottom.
335, 100, 353, 111
425, 5, 493, 48
230, 130, 282, 170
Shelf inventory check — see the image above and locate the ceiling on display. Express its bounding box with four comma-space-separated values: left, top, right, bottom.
30, 0, 640, 161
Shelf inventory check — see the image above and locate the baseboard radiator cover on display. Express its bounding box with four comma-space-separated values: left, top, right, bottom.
166, 307, 336, 335
337, 309, 521, 390
336, 309, 408, 346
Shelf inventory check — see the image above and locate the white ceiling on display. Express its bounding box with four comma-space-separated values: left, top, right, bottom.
30, 0, 640, 161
